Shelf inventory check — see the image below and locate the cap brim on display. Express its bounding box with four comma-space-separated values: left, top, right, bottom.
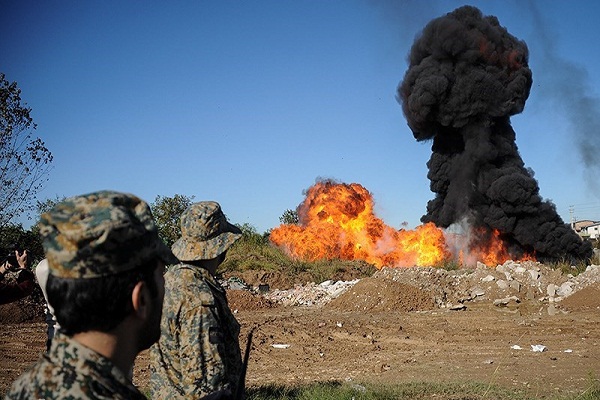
172, 228, 241, 261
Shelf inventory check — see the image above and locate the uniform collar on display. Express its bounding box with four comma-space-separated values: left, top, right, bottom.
49, 332, 138, 392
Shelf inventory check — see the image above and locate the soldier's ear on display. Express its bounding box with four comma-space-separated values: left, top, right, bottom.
131, 281, 149, 320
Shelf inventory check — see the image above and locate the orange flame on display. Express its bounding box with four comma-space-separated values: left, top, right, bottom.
270, 181, 450, 268
271, 181, 538, 268
446, 226, 536, 267
467, 228, 536, 266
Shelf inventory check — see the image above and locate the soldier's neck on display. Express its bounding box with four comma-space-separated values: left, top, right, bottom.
72, 330, 136, 380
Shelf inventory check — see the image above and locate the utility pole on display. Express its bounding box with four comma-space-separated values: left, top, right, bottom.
569, 205, 574, 229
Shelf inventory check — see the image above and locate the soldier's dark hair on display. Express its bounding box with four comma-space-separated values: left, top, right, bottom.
47, 259, 161, 336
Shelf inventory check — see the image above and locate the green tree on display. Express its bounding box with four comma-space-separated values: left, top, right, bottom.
28, 195, 67, 244
279, 209, 299, 225
150, 194, 195, 247
0, 73, 53, 227
235, 222, 268, 246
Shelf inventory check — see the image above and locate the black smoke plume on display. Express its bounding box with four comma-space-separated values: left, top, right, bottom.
398, 6, 591, 262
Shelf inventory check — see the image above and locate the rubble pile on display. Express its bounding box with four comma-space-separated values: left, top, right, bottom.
231, 261, 600, 310
261, 279, 360, 307
374, 261, 600, 308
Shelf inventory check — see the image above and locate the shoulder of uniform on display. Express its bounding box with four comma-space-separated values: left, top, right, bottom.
165, 264, 216, 307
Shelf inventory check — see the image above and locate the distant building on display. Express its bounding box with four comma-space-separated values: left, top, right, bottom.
585, 222, 600, 240
572, 220, 597, 233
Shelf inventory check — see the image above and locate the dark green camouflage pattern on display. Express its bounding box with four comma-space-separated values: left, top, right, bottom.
171, 201, 242, 261
4, 332, 146, 400
38, 191, 177, 279
149, 264, 243, 399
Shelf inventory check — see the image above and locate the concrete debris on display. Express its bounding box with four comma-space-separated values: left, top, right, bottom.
225, 261, 600, 310
261, 279, 360, 307
531, 344, 547, 352
557, 282, 574, 297
547, 284, 556, 297
372, 261, 600, 308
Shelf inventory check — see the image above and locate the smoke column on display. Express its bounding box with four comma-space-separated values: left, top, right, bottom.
398, 6, 591, 261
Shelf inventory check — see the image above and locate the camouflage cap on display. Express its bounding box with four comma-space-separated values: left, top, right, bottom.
39, 191, 178, 279
171, 201, 242, 261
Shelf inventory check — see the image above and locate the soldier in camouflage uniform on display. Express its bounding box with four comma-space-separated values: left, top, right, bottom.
150, 201, 243, 399
4, 191, 177, 400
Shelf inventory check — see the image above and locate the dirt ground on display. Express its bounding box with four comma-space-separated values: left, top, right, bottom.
2, 265, 600, 398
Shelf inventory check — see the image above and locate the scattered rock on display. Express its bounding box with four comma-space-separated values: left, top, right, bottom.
547, 284, 556, 297
222, 261, 600, 311
493, 296, 520, 306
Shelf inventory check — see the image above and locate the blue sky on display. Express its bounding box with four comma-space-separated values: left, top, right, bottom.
2, 0, 600, 233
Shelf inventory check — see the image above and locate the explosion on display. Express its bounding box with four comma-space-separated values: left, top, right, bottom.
270, 180, 448, 267
272, 6, 592, 268
398, 6, 592, 262
271, 180, 534, 268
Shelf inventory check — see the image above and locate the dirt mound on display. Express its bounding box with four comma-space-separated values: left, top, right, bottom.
227, 289, 279, 312
326, 276, 435, 312
0, 303, 29, 324
558, 282, 600, 311
0, 287, 45, 324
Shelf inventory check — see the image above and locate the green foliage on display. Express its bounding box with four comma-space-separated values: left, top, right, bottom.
547, 259, 590, 277
574, 372, 600, 400
279, 209, 299, 225
0, 73, 53, 227
236, 223, 269, 246
150, 194, 194, 247
440, 259, 461, 271
246, 380, 533, 400
220, 231, 289, 273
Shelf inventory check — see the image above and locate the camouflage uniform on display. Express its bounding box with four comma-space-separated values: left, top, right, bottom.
4, 191, 176, 400
150, 201, 243, 399
37, 191, 175, 279
150, 264, 242, 398
5, 332, 146, 400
